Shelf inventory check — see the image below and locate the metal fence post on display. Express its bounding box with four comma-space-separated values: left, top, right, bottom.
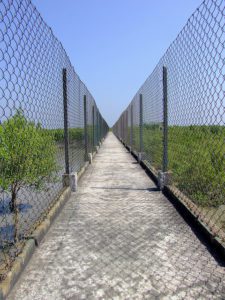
97, 110, 99, 144
92, 105, 95, 150
122, 114, 124, 142
83, 95, 88, 160
158, 66, 170, 189
126, 109, 128, 145
121, 115, 122, 141
139, 94, 143, 161
99, 115, 102, 145
123, 113, 125, 142
131, 104, 133, 149
95, 109, 100, 152
121, 115, 123, 141
120, 116, 122, 140
63, 68, 70, 175
163, 66, 168, 173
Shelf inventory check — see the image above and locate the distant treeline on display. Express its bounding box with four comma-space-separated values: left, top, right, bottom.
46, 128, 84, 142
143, 123, 225, 134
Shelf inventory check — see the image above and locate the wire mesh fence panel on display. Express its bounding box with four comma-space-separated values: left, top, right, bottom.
142, 66, 163, 172
92, 105, 97, 148
67, 66, 85, 173
98, 111, 102, 142
125, 107, 128, 148
126, 105, 131, 149
95, 109, 107, 143
96, 109, 99, 144
0, 0, 108, 279
113, 0, 225, 244
162, 0, 225, 241
0, 0, 66, 278
86, 93, 94, 154
131, 95, 140, 155
68, 78, 86, 173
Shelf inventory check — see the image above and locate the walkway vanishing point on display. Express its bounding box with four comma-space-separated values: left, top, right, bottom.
8, 133, 225, 300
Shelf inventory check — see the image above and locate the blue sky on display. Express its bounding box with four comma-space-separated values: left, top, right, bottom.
33, 0, 202, 126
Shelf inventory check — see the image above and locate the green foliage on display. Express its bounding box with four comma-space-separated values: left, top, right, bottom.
143, 124, 163, 170
133, 124, 225, 208
0, 110, 59, 241
132, 126, 140, 153
131, 124, 163, 170
167, 126, 225, 208
0, 110, 58, 192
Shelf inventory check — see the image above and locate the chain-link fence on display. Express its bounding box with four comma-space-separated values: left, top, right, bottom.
0, 0, 108, 280
113, 0, 225, 245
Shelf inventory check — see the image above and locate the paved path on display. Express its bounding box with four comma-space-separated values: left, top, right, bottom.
8, 133, 225, 299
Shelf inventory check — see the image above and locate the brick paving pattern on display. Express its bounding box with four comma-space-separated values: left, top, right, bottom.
8, 133, 225, 299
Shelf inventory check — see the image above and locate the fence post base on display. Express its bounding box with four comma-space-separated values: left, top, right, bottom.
138, 152, 142, 163
62, 172, 78, 192
95, 145, 99, 153
158, 171, 172, 190
70, 172, 78, 192
88, 153, 93, 164
62, 174, 70, 187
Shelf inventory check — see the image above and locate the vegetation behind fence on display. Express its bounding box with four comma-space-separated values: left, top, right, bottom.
113, 0, 225, 244
0, 0, 108, 279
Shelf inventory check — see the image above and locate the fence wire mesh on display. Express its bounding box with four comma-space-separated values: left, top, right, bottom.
113, 0, 225, 244
0, 0, 108, 279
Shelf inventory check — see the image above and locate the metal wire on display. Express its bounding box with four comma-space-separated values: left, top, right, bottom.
0, 0, 108, 279
113, 0, 225, 244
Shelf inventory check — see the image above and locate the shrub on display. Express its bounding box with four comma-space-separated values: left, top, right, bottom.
0, 110, 58, 242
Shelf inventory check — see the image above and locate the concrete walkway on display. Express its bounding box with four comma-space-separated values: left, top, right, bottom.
8, 133, 225, 299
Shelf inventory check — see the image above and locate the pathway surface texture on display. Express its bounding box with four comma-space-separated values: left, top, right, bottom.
8, 133, 225, 300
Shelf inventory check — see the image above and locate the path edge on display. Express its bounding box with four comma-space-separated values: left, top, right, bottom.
0, 150, 98, 300
118, 137, 225, 260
